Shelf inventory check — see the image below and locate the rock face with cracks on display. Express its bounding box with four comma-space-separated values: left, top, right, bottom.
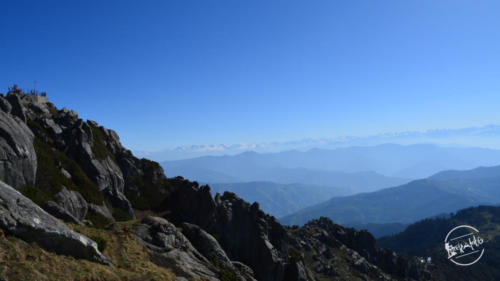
0, 180, 110, 265
135, 216, 254, 281
0, 97, 37, 188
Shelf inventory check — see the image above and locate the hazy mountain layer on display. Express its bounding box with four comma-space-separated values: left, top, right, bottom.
162, 157, 410, 194
139, 125, 500, 161
162, 143, 500, 180
280, 165, 500, 227
208, 181, 353, 217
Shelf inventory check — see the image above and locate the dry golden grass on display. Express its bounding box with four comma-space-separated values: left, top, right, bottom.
0, 222, 175, 281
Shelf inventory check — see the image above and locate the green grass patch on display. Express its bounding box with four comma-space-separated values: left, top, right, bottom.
0, 222, 175, 281
85, 212, 113, 229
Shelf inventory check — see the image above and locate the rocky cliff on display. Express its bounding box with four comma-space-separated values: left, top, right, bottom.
0, 86, 431, 281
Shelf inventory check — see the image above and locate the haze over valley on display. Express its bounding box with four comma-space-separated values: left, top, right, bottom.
161, 144, 500, 227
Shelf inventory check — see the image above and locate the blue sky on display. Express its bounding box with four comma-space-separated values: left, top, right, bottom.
1, 0, 500, 151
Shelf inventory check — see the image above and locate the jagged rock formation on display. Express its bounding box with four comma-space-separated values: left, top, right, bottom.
135, 216, 258, 281
0, 88, 434, 280
0, 88, 135, 226
161, 184, 431, 281
181, 222, 258, 281
286, 218, 431, 280
0, 180, 110, 265
135, 216, 221, 281
170, 189, 288, 281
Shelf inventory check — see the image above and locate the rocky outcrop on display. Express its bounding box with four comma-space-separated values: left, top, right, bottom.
181, 222, 258, 281
0, 180, 110, 265
0, 96, 12, 113
286, 217, 431, 280
159, 183, 432, 281
6, 93, 27, 122
0, 103, 37, 187
54, 186, 88, 221
162, 185, 289, 281
41, 201, 82, 225
181, 222, 234, 268
88, 203, 115, 223
4, 88, 135, 222
18, 94, 52, 119
135, 216, 221, 281
213, 193, 288, 281
64, 119, 134, 219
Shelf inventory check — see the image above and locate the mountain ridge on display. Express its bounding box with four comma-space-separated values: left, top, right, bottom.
208, 181, 353, 217
280, 166, 500, 229
378, 205, 500, 280
138, 125, 500, 161
0, 88, 436, 280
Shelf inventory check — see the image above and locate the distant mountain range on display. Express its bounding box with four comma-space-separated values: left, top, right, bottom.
162, 150, 411, 193
280, 165, 500, 230
162, 145, 500, 228
140, 125, 500, 161
208, 181, 352, 217
162, 144, 500, 181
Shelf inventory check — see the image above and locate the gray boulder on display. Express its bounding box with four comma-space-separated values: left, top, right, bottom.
181, 222, 233, 268
0, 110, 37, 187
102, 185, 134, 219
41, 201, 82, 225
41, 117, 63, 135
88, 203, 115, 223
0, 181, 110, 265
181, 222, 257, 281
135, 216, 220, 281
55, 186, 88, 221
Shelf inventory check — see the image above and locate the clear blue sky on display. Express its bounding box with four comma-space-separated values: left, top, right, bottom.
1, 0, 500, 151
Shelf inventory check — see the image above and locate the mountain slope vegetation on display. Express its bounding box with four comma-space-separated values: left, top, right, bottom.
378, 205, 500, 280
